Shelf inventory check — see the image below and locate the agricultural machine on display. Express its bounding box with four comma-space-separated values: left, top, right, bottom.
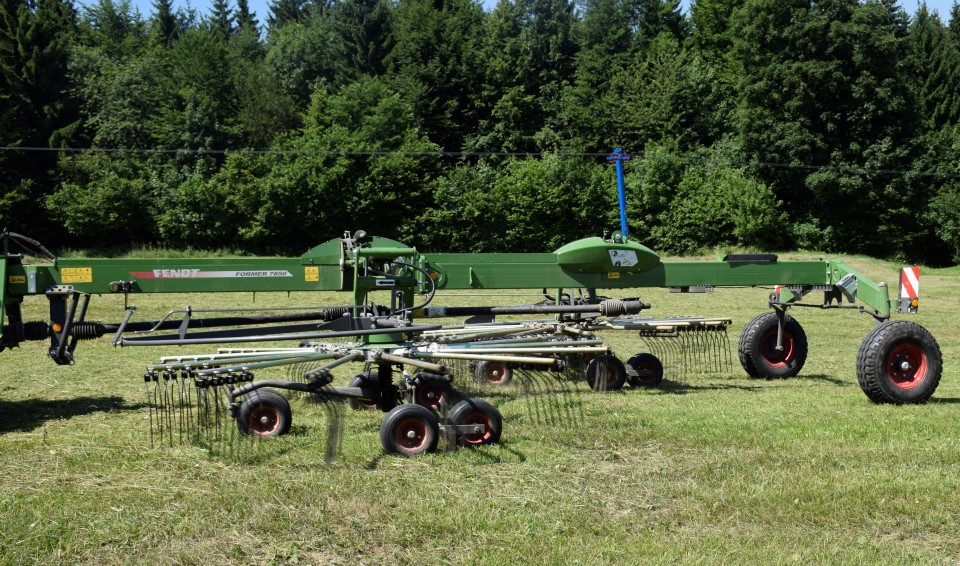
0, 223, 942, 457
0, 155, 944, 457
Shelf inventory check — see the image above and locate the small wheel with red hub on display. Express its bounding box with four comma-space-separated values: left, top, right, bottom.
473, 361, 513, 386
412, 376, 452, 411
856, 320, 942, 404
626, 353, 664, 388
447, 398, 502, 446
585, 354, 627, 391
738, 311, 808, 379
236, 389, 292, 437
380, 404, 440, 456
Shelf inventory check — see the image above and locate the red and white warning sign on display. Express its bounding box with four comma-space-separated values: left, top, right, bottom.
900, 267, 920, 299
898, 267, 920, 313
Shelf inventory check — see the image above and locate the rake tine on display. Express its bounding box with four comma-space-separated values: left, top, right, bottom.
183, 370, 196, 439
323, 395, 345, 464
172, 371, 183, 444
161, 372, 172, 447
519, 369, 551, 425
672, 334, 685, 379
698, 327, 708, 370
145, 373, 155, 448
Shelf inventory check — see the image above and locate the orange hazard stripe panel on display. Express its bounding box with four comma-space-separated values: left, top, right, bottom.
900, 267, 920, 299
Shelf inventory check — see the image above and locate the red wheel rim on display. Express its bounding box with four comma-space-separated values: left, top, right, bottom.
482, 362, 509, 385
886, 342, 928, 390
415, 382, 445, 411
460, 411, 493, 445
394, 417, 429, 452
760, 330, 795, 367
247, 405, 281, 436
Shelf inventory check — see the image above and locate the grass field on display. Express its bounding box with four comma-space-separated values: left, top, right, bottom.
1, 253, 959, 564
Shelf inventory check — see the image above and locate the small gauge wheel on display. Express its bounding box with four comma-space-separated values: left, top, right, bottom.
236, 389, 292, 437
380, 404, 440, 456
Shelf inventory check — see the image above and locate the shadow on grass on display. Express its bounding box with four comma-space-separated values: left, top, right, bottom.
657, 373, 855, 395
798, 374, 851, 386
656, 380, 765, 395
363, 440, 527, 470
0, 395, 137, 434
929, 397, 960, 404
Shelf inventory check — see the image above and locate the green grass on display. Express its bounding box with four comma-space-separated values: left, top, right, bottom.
2, 255, 959, 564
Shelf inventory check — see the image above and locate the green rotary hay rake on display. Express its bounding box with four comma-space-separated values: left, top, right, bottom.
1, 223, 941, 458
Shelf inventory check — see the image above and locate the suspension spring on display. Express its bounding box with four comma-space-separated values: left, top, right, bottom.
321, 307, 352, 321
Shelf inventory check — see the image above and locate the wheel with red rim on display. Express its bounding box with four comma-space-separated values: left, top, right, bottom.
473, 361, 513, 386
739, 311, 807, 379
447, 398, 502, 446
585, 354, 627, 391
856, 321, 942, 404
413, 378, 451, 411
626, 353, 664, 388
380, 404, 440, 456
236, 389, 292, 437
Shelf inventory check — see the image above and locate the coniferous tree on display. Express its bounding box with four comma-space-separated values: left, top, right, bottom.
235, 0, 258, 32
0, 0, 78, 238
151, 0, 177, 44
81, 0, 147, 56
733, 0, 921, 256
907, 4, 960, 131
386, 0, 486, 150
949, 1, 960, 46
329, 0, 393, 78
562, 0, 641, 150
210, 0, 234, 40
633, 0, 686, 51
472, 0, 577, 152
268, 0, 306, 28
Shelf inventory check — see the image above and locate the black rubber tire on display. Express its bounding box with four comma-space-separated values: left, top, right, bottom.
737, 325, 763, 378
473, 361, 513, 386
236, 388, 292, 437
626, 353, 664, 388
413, 376, 452, 412
585, 354, 627, 391
738, 311, 808, 379
856, 321, 942, 404
380, 404, 440, 456
348, 371, 378, 411
447, 398, 503, 446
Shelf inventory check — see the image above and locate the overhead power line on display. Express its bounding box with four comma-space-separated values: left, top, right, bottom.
1, 145, 959, 179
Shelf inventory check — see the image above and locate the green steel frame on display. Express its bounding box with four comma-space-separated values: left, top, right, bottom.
2, 232, 902, 349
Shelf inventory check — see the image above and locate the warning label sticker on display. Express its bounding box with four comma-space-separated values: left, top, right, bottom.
305, 266, 320, 282
130, 269, 294, 279
61, 267, 93, 283
609, 249, 638, 268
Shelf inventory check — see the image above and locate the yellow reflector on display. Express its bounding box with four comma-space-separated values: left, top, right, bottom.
911, 299, 919, 308
52, 323, 63, 333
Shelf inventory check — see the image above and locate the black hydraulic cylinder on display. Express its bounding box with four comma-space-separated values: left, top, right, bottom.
100, 310, 345, 333
432, 299, 650, 317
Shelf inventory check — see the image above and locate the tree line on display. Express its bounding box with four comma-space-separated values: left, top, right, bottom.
3, 0, 960, 263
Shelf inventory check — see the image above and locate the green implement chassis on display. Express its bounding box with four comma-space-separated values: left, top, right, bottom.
0, 229, 942, 415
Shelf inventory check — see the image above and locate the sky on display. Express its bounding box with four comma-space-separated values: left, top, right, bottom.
119, 0, 957, 28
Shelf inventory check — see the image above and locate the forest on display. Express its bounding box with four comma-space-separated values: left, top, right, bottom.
3, 0, 960, 263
